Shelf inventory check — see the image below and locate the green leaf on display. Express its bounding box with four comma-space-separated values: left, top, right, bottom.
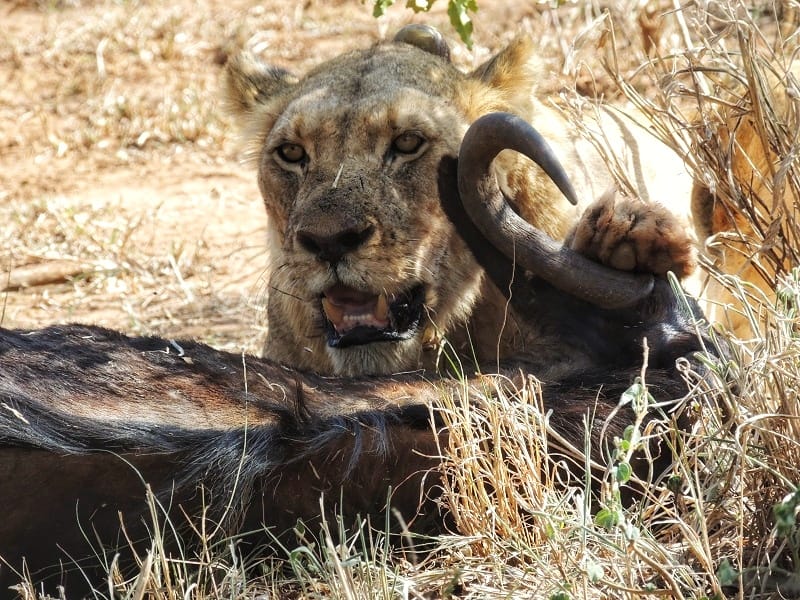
716, 558, 738, 586
620, 380, 643, 405
585, 561, 604, 583
594, 507, 619, 530
544, 520, 556, 539
615, 461, 632, 483
372, 0, 396, 18
623, 424, 635, 442
773, 487, 800, 537
549, 592, 571, 600
447, 0, 477, 48
667, 475, 683, 494
623, 521, 640, 541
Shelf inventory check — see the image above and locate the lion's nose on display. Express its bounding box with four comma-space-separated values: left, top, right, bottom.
296, 224, 376, 264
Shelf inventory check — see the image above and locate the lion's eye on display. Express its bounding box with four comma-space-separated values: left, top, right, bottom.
276, 143, 306, 164
392, 133, 425, 155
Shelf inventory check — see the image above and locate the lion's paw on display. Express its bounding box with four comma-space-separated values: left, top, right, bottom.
566, 191, 696, 279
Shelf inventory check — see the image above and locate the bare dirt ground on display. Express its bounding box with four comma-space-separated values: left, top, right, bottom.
1, 0, 558, 354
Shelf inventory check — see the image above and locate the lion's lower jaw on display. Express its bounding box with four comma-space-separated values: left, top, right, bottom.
327, 337, 424, 376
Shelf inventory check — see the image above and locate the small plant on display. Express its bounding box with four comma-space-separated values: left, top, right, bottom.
370, 0, 478, 47
594, 378, 650, 534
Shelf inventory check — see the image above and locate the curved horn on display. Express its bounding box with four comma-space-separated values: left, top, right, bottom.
457, 112, 654, 309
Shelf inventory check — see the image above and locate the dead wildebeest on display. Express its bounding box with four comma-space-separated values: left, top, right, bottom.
0, 114, 716, 598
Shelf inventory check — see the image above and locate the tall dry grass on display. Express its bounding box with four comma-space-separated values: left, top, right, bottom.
426, 1, 800, 597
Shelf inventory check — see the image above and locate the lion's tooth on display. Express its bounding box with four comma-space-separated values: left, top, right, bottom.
422, 325, 440, 351
321, 297, 345, 326
374, 293, 389, 320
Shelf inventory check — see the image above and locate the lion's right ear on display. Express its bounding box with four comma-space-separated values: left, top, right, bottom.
223, 53, 298, 119
393, 24, 451, 61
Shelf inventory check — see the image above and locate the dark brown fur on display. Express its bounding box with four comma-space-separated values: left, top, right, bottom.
0, 274, 713, 598
0, 324, 447, 596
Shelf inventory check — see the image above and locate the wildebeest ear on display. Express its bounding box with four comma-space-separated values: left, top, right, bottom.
223, 52, 298, 118
393, 24, 451, 61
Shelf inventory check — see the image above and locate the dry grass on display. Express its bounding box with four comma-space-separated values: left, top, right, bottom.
429, 2, 800, 597
3, 0, 800, 598
598, 6, 800, 590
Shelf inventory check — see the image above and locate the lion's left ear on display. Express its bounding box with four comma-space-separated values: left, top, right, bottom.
223, 52, 298, 119
470, 36, 535, 94
456, 37, 537, 119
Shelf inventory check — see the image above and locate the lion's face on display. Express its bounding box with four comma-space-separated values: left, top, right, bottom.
227, 33, 538, 375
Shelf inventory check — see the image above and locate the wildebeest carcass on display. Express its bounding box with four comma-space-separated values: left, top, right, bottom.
0, 114, 717, 598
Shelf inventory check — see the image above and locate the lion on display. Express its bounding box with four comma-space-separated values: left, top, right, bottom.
225, 25, 699, 376
691, 58, 800, 338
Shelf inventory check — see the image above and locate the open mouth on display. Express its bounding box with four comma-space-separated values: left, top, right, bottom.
320, 283, 425, 348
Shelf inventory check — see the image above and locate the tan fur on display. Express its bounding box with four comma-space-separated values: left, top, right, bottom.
225, 32, 697, 376
691, 59, 800, 337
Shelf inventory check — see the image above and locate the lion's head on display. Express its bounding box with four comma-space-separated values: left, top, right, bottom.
226, 27, 575, 375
